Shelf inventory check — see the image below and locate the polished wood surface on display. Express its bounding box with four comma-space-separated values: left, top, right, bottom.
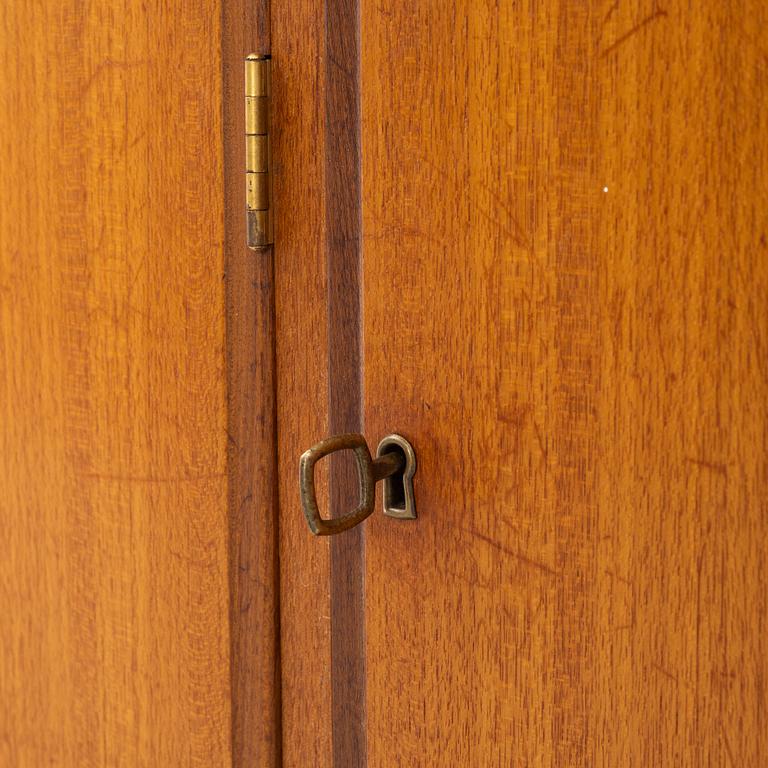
0, 2, 271, 764
361, 0, 768, 765
274, 0, 768, 765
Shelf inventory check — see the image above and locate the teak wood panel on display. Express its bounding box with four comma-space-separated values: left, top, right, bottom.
274, 0, 768, 765
0, 2, 280, 766
362, 0, 768, 765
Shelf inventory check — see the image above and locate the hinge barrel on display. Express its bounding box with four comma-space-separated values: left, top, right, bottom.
245, 54, 272, 247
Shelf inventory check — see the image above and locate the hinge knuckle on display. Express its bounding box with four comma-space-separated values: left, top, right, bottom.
245, 54, 272, 247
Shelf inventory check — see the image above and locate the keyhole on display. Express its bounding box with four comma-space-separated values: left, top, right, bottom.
379, 443, 407, 514
376, 434, 417, 520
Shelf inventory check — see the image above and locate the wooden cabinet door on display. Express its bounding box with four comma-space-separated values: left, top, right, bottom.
3, 0, 766, 765
274, 1, 768, 766
0, 3, 279, 766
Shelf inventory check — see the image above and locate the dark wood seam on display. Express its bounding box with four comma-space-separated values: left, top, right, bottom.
325, 0, 367, 764
222, 1, 282, 765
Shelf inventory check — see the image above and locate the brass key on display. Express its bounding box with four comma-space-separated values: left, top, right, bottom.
299, 433, 417, 535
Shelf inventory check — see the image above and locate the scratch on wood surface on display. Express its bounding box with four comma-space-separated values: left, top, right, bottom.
685, 457, 729, 477
596, 0, 621, 44
722, 727, 736, 766
605, 569, 632, 588
599, 10, 668, 58
414, 151, 533, 251
651, 661, 679, 685
327, 53, 354, 80
468, 527, 561, 577
82, 57, 147, 95
651, 661, 693, 692
603, 0, 620, 25
533, 421, 548, 460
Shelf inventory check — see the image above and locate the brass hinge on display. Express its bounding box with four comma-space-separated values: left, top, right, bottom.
245, 54, 272, 247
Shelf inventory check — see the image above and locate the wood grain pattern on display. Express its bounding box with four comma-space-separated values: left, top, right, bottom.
359, 0, 768, 766
274, 0, 767, 765
273, 0, 767, 764
0, 2, 240, 765
222, 2, 282, 766
272, 0, 372, 763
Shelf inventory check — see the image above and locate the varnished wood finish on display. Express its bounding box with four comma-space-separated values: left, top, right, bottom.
273, 0, 373, 761
360, 1, 768, 765
0, 2, 281, 765
222, 3, 282, 766
274, 0, 768, 765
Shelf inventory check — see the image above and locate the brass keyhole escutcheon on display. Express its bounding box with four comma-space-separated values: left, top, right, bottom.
299, 433, 417, 536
